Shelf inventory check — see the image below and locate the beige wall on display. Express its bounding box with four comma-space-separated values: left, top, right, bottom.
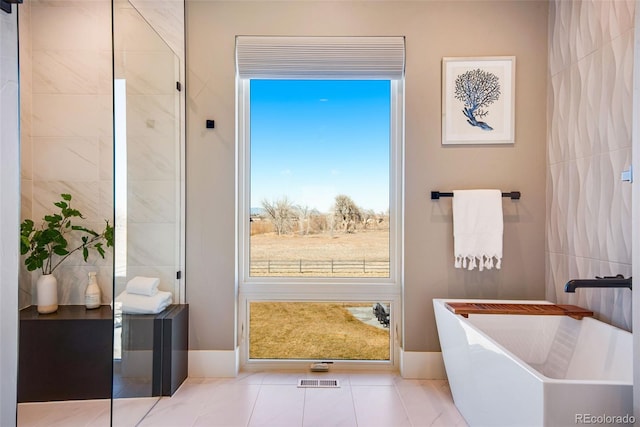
185, 0, 549, 352
546, 0, 635, 331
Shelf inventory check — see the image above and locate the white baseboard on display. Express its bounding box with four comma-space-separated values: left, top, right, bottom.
399, 350, 446, 379
187, 349, 445, 379
188, 349, 239, 377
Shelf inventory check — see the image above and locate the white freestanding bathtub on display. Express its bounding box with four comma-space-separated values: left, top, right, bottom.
433, 299, 634, 427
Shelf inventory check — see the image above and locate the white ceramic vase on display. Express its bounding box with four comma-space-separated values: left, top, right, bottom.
37, 274, 58, 314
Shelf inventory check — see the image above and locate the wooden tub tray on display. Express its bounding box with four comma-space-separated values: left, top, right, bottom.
445, 302, 594, 320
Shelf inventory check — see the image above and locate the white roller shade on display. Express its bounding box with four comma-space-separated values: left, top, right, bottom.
236, 36, 405, 80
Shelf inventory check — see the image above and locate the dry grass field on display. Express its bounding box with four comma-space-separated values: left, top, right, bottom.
249, 302, 390, 360
250, 229, 390, 276
250, 228, 389, 259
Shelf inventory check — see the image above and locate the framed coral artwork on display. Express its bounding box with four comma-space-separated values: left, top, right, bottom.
442, 56, 515, 145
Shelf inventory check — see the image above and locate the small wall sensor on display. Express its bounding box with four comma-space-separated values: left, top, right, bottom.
206, 119, 215, 129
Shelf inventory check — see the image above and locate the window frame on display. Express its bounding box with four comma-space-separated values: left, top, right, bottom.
236, 35, 404, 367
237, 78, 403, 368
237, 78, 403, 288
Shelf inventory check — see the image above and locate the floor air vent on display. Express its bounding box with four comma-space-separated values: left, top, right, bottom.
297, 379, 340, 388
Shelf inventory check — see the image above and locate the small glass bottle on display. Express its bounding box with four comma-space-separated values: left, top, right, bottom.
85, 272, 101, 309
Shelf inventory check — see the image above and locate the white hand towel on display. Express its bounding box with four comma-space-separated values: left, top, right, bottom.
116, 290, 172, 314
126, 276, 160, 297
453, 189, 503, 271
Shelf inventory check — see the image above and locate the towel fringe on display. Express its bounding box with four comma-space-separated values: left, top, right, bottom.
455, 255, 502, 271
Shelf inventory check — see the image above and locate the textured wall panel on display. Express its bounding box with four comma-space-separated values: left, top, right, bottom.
547, 0, 634, 331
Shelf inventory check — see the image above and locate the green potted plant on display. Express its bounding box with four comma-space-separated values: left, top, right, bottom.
20, 193, 114, 314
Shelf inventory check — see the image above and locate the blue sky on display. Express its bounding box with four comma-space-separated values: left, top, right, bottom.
250, 80, 390, 213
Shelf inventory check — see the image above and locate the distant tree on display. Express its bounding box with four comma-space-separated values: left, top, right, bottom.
295, 205, 311, 235
454, 68, 501, 131
261, 197, 295, 236
362, 209, 377, 230
326, 212, 336, 237
333, 195, 362, 233
309, 212, 327, 234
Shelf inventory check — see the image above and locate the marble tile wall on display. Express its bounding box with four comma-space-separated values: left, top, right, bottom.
18, 1, 32, 309
128, 0, 185, 64
19, 0, 184, 305
20, 0, 114, 306
113, 0, 182, 299
547, 0, 635, 330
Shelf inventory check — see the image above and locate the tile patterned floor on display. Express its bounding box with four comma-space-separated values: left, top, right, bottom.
18, 371, 467, 427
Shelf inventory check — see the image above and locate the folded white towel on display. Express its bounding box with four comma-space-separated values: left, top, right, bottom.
126, 276, 160, 297
453, 189, 503, 271
116, 290, 172, 314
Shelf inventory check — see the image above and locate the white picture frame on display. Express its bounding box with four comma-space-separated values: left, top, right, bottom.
442, 56, 515, 145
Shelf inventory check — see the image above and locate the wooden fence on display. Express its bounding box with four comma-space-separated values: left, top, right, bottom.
250, 259, 390, 276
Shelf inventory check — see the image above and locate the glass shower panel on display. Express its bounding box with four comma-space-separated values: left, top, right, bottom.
16, 0, 114, 425
112, 0, 182, 424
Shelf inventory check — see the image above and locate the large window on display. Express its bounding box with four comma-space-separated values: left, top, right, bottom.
236, 36, 404, 365
249, 79, 391, 278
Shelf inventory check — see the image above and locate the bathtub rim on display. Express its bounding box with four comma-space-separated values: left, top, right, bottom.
433, 298, 633, 386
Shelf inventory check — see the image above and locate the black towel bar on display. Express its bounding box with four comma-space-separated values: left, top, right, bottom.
431, 191, 521, 200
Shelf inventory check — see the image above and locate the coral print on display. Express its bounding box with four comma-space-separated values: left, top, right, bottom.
454, 68, 501, 131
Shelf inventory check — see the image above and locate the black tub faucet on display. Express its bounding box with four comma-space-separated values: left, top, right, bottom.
564, 275, 632, 293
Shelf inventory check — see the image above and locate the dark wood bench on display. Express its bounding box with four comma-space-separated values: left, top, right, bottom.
18, 303, 189, 402
118, 304, 189, 397
18, 305, 113, 402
